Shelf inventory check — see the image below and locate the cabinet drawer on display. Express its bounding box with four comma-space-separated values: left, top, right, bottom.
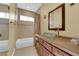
43, 41, 52, 52
44, 49, 53, 56
38, 39, 43, 44
36, 42, 40, 51
36, 42, 44, 56
42, 46, 53, 56
53, 47, 70, 56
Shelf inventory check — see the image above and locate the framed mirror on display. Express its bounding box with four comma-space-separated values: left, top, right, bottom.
48, 4, 65, 30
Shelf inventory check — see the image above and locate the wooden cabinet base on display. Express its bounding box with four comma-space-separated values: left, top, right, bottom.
35, 34, 72, 56
35, 41, 54, 56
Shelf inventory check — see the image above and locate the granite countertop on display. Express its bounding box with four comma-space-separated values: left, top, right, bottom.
35, 34, 79, 56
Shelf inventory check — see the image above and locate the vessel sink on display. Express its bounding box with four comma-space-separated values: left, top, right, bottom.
42, 32, 57, 39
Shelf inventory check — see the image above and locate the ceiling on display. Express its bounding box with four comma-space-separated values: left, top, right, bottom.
2, 3, 42, 12
17, 3, 42, 12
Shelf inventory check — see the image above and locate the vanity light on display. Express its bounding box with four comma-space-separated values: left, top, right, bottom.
70, 3, 74, 6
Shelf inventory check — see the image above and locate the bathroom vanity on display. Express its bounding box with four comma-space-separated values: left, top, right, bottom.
35, 34, 79, 56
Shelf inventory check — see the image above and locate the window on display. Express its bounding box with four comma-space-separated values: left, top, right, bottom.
0, 12, 9, 19
20, 15, 34, 22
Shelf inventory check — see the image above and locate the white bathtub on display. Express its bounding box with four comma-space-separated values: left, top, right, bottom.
0, 37, 34, 52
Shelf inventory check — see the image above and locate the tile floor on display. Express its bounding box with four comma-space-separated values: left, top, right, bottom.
0, 46, 38, 56
14, 46, 38, 56
0, 51, 7, 56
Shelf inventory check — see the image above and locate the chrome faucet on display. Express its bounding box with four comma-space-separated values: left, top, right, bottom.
57, 27, 59, 37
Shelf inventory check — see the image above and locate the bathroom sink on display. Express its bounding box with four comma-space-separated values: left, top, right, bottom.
42, 32, 57, 39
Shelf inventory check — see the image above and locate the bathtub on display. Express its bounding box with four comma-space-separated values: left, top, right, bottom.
0, 37, 34, 52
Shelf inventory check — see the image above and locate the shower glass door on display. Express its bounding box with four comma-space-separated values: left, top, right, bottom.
0, 3, 17, 56
0, 4, 9, 56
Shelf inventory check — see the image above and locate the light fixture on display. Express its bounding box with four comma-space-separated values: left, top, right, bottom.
70, 3, 74, 6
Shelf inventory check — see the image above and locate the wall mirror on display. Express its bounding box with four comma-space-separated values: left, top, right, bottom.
48, 4, 65, 30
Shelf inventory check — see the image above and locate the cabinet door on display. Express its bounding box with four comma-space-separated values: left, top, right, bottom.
38, 44, 53, 56
36, 42, 43, 56
38, 39, 44, 44
36, 41, 39, 50
39, 44, 43, 55
43, 41, 52, 52
36, 42, 41, 55
53, 46, 70, 56
43, 47, 53, 56
36, 42, 53, 56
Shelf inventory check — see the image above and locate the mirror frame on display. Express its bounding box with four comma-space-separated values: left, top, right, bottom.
48, 3, 65, 30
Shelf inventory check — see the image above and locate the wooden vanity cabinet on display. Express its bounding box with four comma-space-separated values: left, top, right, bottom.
35, 35, 72, 56
43, 41, 52, 52
35, 40, 54, 56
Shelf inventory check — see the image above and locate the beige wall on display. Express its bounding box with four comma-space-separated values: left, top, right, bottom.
38, 3, 79, 37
